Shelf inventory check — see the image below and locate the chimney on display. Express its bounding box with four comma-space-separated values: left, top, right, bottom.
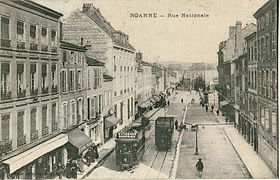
82, 3, 93, 13
136, 52, 142, 60
229, 26, 236, 37
236, 21, 242, 33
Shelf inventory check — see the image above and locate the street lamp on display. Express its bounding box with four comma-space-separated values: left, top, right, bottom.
192, 124, 199, 155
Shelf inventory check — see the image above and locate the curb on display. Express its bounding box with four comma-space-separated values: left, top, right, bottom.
222, 128, 253, 178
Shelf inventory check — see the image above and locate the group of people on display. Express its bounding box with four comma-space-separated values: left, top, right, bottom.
55, 145, 99, 179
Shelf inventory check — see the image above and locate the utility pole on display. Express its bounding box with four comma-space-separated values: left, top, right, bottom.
195, 124, 198, 155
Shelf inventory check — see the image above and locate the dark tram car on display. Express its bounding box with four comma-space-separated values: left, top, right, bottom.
115, 126, 145, 170
155, 116, 174, 150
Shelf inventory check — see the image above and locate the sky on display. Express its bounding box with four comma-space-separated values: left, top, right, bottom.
35, 0, 267, 63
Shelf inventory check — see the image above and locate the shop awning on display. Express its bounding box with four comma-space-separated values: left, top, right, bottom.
153, 95, 161, 102
3, 134, 68, 174
105, 116, 119, 128
220, 100, 229, 106
140, 100, 153, 108
68, 128, 93, 154
150, 98, 156, 104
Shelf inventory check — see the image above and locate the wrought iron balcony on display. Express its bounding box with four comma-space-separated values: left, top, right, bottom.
0, 140, 12, 155
1, 39, 11, 48
42, 126, 49, 137
52, 122, 58, 132
30, 130, 38, 141
1, 91, 12, 101
51, 47, 57, 53
17, 42, 25, 50
17, 89, 26, 98
30, 43, 38, 51
17, 134, 26, 148
30, 88, 38, 96
41, 45, 48, 52
42, 87, 49, 94
51, 85, 58, 93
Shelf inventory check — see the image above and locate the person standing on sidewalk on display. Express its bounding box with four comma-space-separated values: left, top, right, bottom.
211, 105, 214, 112
216, 109, 219, 116
196, 158, 204, 178
175, 120, 178, 130
205, 105, 208, 112
181, 99, 183, 103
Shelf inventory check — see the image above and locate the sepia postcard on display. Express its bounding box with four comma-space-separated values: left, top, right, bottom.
0, 0, 278, 179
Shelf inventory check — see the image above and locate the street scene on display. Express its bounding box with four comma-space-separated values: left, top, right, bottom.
0, 0, 278, 179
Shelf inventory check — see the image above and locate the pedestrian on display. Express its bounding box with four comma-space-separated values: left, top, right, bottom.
175, 120, 178, 130
56, 162, 64, 179
84, 149, 91, 166
196, 158, 204, 178
93, 145, 99, 159
181, 99, 183, 103
77, 156, 84, 173
211, 105, 214, 112
216, 109, 219, 116
70, 160, 79, 179
65, 160, 71, 179
205, 105, 208, 112
167, 100, 170, 106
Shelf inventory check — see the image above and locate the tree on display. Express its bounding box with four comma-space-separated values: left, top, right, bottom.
193, 76, 205, 91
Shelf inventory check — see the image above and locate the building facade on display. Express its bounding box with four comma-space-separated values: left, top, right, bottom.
254, 0, 278, 175
0, 0, 64, 178
62, 3, 136, 132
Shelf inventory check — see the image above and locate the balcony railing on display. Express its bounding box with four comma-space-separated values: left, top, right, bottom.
51, 85, 58, 93
0, 140, 12, 155
17, 89, 26, 98
1, 91, 12, 101
30, 88, 38, 96
17, 134, 26, 148
1, 39, 11, 48
52, 122, 58, 132
17, 42, 25, 50
30, 43, 38, 51
41, 45, 48, 52
51, 47, 57, 53
42, 87, 49, 94
30, 130, 38, 141
42, 126, 49, 137
87, 113, 101, 125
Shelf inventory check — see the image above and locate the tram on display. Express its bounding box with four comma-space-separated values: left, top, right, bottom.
115, 124, 145, 170
155, 116, 174, 150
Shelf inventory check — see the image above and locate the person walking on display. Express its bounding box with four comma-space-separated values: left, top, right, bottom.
70, 160, 79, 179
65, 160, 71, 179
205, 105, 208, 112
175, 120, 178, 130
181, 99, 183, 103
56, 162, 64, 179
167, 100, 170, 106
196, 158, 204, 178
216, 109, 219, 116
211, 105, 214, 112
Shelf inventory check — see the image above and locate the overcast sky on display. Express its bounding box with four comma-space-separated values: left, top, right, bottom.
35, 0, 267, 63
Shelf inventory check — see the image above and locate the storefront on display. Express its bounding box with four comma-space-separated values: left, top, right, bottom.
66, 128, 93, 160
104, 115, 119, 142
2, 134, 68, 179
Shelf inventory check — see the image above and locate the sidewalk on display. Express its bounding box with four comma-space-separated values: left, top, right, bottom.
215, 114, 276, 178
224, 126, 276, 179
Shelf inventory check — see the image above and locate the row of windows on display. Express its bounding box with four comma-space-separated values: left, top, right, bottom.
113, 97, 134, 123
0, 102, 57, 148
0, 62, 57, 101
259, 106, 277, 137
62, 50, 85, 66
61, 99, 83, 129
259, 70, 277, 100
1, 16, 58, 50
60, 69, 83, 93
248, 70, 257, 89
257, 32, 277, 62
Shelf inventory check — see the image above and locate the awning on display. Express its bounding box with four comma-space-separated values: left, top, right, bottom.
153, 95, 161, 102
68, 128, 93, 154
150, 98, 156, 104
105, 116, 119, 128
140, 100, 153, 108
220, 100, 229, 106
3, 134, 68, 174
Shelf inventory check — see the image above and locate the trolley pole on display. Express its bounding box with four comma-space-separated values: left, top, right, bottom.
195, 125, 198, 155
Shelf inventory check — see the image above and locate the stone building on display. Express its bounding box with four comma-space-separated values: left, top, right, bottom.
0, 0, 64, 178
59, 41, 93, 165
253, 0, 278, 175
62, 3, 136, 132
151, 64, 165, 95
245, 32, 258, 151
217, 21, 256, 123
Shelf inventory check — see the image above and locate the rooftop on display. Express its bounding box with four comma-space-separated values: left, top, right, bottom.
86, 56, 105, 66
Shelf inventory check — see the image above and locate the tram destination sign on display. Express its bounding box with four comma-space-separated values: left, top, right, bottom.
117, 130, 143, 139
